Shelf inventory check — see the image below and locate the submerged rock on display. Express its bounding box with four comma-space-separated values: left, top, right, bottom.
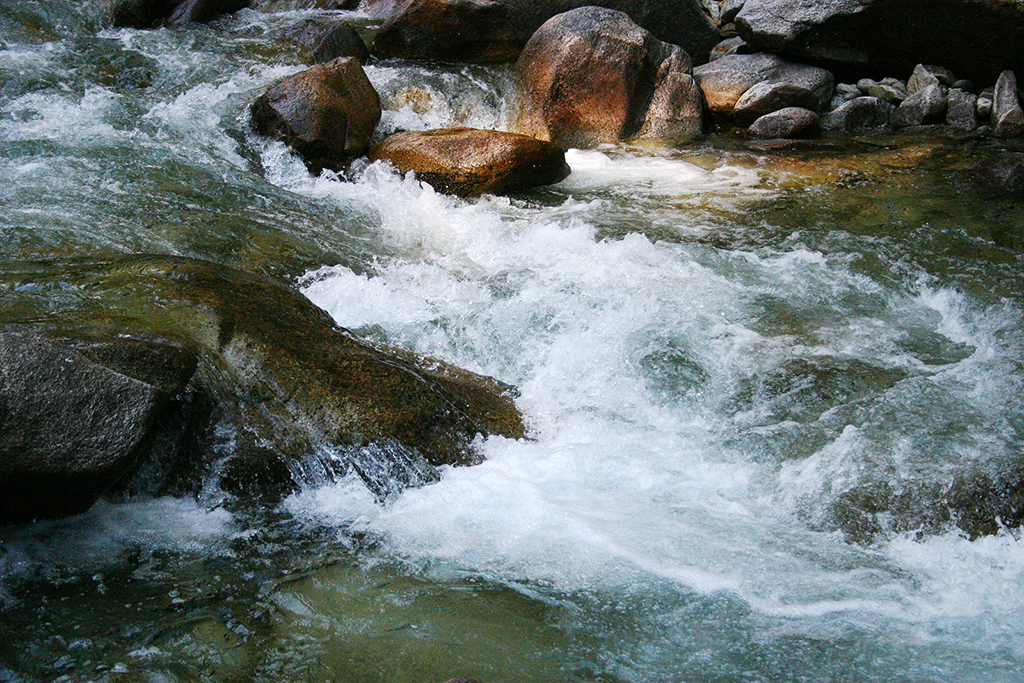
515, 6, 702, 148
371, 0, 720, 64
251, 57, 381, 174
112, 0, 249, 28
369, 127, 570, 197
0, 257, 525, 518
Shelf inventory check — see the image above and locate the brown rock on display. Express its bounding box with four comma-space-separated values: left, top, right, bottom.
290, 18, 370, 65
515, 6, 702, 149
251, 57, 381, 174
369, 128, 570, 197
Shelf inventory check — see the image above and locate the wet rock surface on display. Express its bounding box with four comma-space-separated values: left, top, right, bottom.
251, 57, 381, 174
0, 256, 526, 518
369, 127, 570, 197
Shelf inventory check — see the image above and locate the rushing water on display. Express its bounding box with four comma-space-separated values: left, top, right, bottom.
3, 1, 1024, 681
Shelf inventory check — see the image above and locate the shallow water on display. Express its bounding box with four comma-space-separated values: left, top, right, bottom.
2, 2, 1024, 682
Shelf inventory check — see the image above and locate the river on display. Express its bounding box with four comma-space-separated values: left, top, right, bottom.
2, 1, 1024, 681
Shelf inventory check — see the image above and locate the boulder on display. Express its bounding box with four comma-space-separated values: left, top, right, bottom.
369, 128, 570, 197
709, 36, 748, 62
251, 57, 381, 174
290, 18, 369, 65
0, 256, 526, 510
945, 88, 978, 131
0, 332, 189, 523
856, 77, 906, 104
992, 70, 1024, 138
372, 0, 720, 65
693, 52, 833, 119
820, 96, 895, 133
907, 63, 955, 94
893, 83, 947, 128
734, 0, 1024, 86
732, 81, 820, 126
747, 106, 819, 138
515, 7, 702, 148
111, 0, 249, 28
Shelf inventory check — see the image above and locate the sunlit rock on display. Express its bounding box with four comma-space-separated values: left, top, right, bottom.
369, 127, 570, 197
111, 0, 249, 28
0, 257, 525, 515
515, 7, 702, 149
251, 57, 381, 174
371, 0, 719, 64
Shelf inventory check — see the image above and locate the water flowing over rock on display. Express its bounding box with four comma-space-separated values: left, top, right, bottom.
371, 0, 719, 64
734, 0, 1024, 85
250, 57, 381, 174
0, 257, 525, 516
514, 7, 702, 149
111, 0, 250, 28
369, 128, 570, 197
693, 52, 833, 122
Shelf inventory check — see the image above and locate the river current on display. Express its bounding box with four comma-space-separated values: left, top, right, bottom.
2, 2, 1024, 682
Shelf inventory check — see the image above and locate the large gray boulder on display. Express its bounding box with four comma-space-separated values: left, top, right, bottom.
251, 57, 381, 174
515, 7, 703, 148
0, 332, 192, 522
734, 0, 1024, 85
693, 52, 833, 120
372, 0, 719, 64
369, 128, 570, 197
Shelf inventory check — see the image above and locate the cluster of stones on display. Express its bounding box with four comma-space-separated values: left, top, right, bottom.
698, 47, 1024, 140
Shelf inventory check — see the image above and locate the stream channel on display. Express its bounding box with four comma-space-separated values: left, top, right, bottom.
2, 2, 1024, 681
